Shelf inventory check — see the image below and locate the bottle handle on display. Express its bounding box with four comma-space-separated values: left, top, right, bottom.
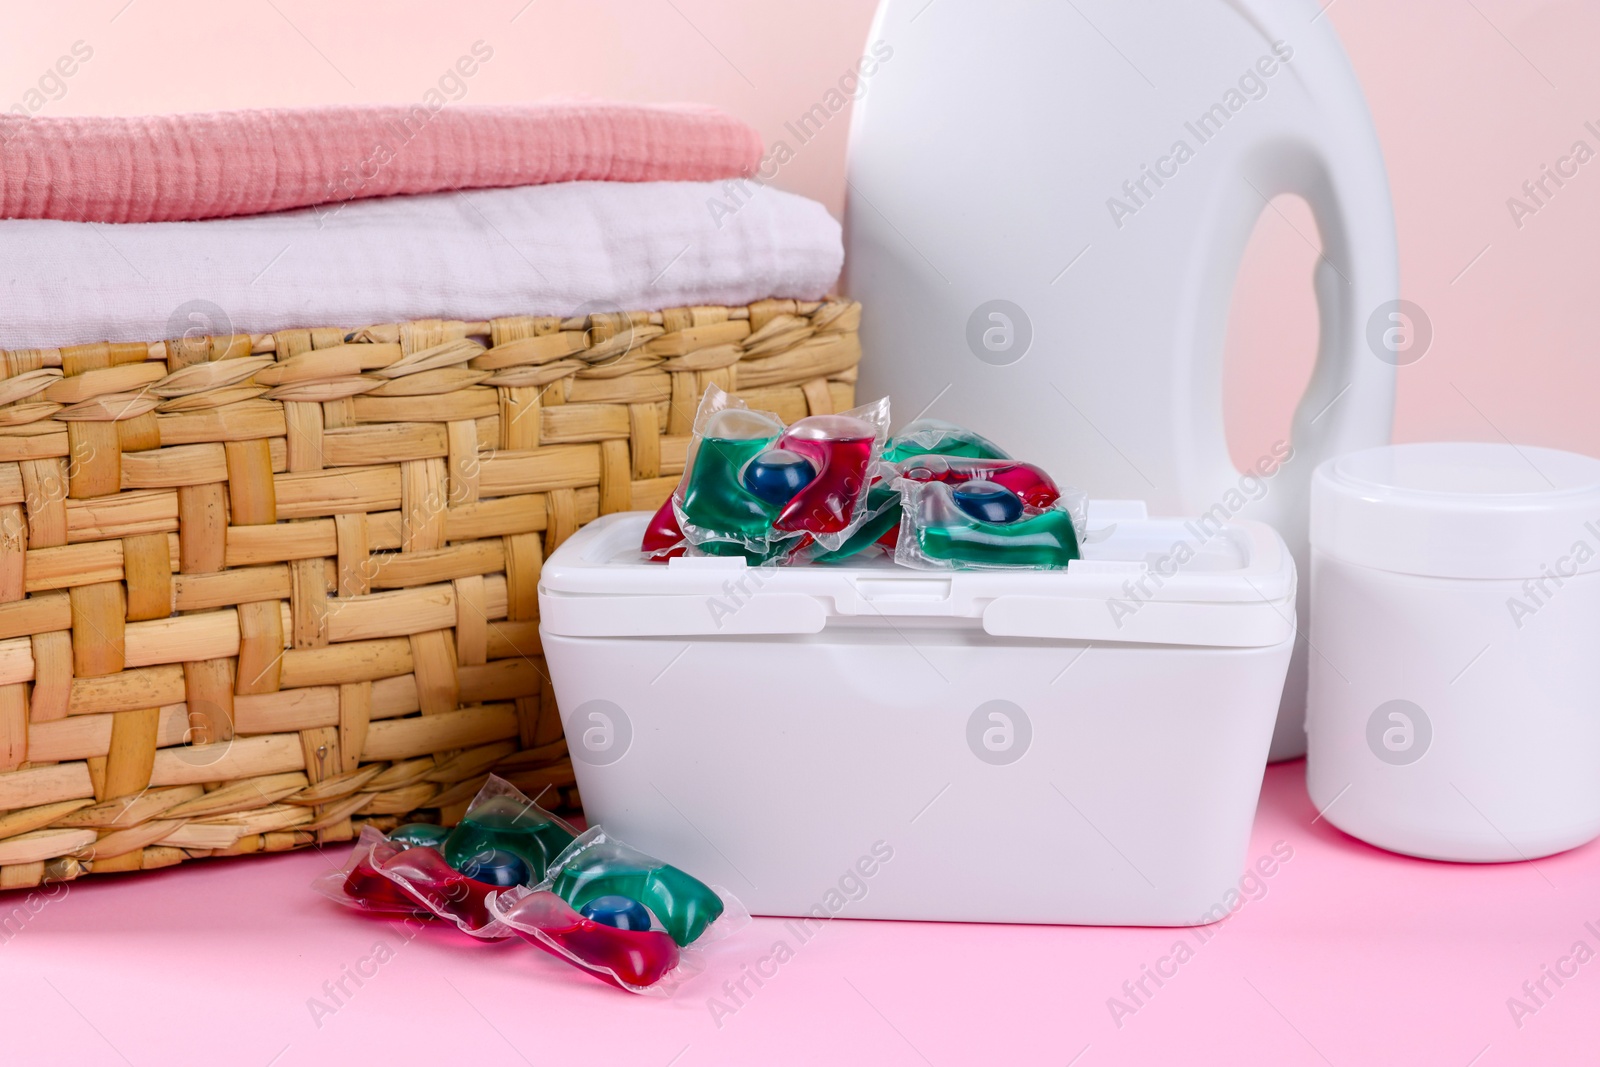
1186, 113, 1397, 760
1182, 8, 1398, 524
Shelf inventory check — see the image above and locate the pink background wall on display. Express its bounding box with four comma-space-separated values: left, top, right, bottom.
1, 0, 1594, 467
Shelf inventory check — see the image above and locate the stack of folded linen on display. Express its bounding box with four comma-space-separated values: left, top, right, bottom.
0, 100, 841, 347
0, 99, 861, 886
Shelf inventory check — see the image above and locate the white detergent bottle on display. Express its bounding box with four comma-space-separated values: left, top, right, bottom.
845, 0, 1398, 761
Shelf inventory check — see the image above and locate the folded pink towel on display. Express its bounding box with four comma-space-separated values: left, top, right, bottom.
0, 100, 762, 223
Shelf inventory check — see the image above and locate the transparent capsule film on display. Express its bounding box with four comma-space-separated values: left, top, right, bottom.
1057, 484, 1089, 545
457, 774, 580, 840
309, 824, 420, 915
369, 843, 519, 938
892, 479, 952, 570
697, 886, 752, 945
488, 885, 701, 996
883, 417, 1010, 462
808, 466, 904, 563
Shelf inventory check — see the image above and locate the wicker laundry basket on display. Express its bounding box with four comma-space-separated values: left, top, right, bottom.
0, 299, 861, 891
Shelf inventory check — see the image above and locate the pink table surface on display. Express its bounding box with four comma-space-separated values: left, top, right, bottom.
2, 760, 1596, 1066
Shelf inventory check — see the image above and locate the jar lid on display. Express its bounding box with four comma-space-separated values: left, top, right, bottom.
1311, 443, 1600, 579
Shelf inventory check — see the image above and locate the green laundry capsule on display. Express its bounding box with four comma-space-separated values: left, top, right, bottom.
550, 837, 725, 947
442, 795, 576, 880
915, 507, 1082, 568
678, 409, 787, 541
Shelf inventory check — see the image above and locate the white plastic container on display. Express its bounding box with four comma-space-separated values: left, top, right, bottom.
1307, 443, 1600, 862
538, 503, 1295, 926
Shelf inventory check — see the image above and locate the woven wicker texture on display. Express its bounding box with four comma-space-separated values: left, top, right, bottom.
0, 298, 861, 891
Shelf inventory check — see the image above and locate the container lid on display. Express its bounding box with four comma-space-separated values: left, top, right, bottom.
537, 502, 1296, 648
1311, 443, 1600, 579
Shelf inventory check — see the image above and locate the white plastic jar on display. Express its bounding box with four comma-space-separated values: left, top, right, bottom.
1307, 442, 1600, 862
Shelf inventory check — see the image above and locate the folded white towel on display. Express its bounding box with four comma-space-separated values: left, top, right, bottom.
0, 181, 842, 348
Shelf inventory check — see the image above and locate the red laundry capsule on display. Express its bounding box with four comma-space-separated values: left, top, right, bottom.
341, 838, 429, 917
771, 414, 878, 534
376, 846, 506, 935
495, 890, 682, 991
641, 497, 686, 559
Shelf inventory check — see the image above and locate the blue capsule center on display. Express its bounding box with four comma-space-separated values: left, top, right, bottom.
742, 449, 818, 506
579, 894, 654, 932
952, 480, 1024, 524
457, 848, 531, 887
